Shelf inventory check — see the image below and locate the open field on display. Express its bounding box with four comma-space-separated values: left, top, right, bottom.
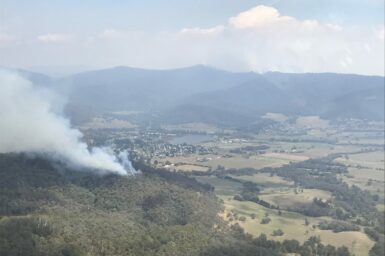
159, 154, 294, 171
162, 124, 382, 256
195, 173, 374, 255
232, 173, 294, 187
81, 117, 137, 130
268, 142, 364, 158
220, 197, 374, 256
161, 122, 232, 134
259, 188, 332, 209
336, 151, 385, 170
336, 151, 385, 198
194, 172, 375, 256
340, 167, 384, 197
261, 152, 309, 161
205, 154, 291, 169
194, 176, 243, 196
174, 164, 209, 172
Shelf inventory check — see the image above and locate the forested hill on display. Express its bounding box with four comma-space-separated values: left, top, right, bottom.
13, 66, 384, 126
0, 153, 352, 256
61, 66, 384, 125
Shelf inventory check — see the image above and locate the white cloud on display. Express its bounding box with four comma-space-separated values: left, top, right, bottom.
176, 5, 384, 75
376, 27, 384, 40
1, 5, 383, 76
0, 33, 15, 47
179, 26, 225, 36
38, 33, 74, 43
228, 5, 293, 29
98, 29, 128, 39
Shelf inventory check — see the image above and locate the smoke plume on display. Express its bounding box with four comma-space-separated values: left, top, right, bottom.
0, 69, 133, 175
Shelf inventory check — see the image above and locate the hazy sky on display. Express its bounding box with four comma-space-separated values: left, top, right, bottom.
0, 0, 384, 75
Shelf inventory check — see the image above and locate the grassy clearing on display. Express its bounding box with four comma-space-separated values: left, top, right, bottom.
194, 176, 243, 197
258, 188, 332, 209
233, 173, 293, 187
262, 152, 309, 161
160, 154, 291, 170
186, 130, 382, 256
205, 155, 290, 169
336, 151, 385, 170
267, 142, 362, 158
161, 122, 230, 134
340, 168, 385, 199
220, 197, 374, 256
81, 117, 136, 129
376, 204, 385, 212
174, 164, 209, 172
336, 151, 385, 197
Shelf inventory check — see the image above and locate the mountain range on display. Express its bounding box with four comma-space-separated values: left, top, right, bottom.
13, 65, 385, 126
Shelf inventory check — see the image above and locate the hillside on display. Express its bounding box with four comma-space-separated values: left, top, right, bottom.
6, 66, 384, 125
60, 67, 384, 125
62, 65, 257, 112
0, 153, 353, 256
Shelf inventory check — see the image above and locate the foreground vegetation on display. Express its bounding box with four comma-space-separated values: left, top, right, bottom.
0, 153, 356, 256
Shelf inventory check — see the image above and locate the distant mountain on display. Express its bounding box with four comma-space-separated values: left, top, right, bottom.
1, 67, 52, 86
263, 72, 384, 120
62, 65, 257, 112
162, 104, 254, 126
168, 71, 384, 124
180, 76, 287, 117
11, 66, 384, 125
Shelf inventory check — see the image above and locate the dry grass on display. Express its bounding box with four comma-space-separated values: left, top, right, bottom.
175, 164, 209, 172
262, 152, 309, 161
336, 151, 385, 198
81, 117, 136, 129
233, 173, 293, 186
220, 197, 374, 256
259, 188, 332, 209
159, 154, 292, 170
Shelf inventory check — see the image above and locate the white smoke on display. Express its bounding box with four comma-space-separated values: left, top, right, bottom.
0, 69, 133, 175
118, 151, 137, 175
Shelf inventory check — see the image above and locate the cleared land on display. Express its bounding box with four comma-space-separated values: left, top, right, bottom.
161, 122, 231, 134
259, 188, 332, 209
194, 176, 243, 197
179, 126, 383, 256
159, 154, 294, 171
336, 151, 385, 199
81, 117, 136, 129
221, 197, 374, 256
195, 172, 375, 256
232, 173, 293, 187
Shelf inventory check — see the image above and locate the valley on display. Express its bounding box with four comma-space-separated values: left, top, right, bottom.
1, 1, 384, 255
78, 115, 384, 256
1, 67, 384, 256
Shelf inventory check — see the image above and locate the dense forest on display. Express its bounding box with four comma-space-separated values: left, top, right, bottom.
0, 153, 356, 256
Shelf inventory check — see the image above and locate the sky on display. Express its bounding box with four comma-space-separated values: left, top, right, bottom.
0, 0, 384, 76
